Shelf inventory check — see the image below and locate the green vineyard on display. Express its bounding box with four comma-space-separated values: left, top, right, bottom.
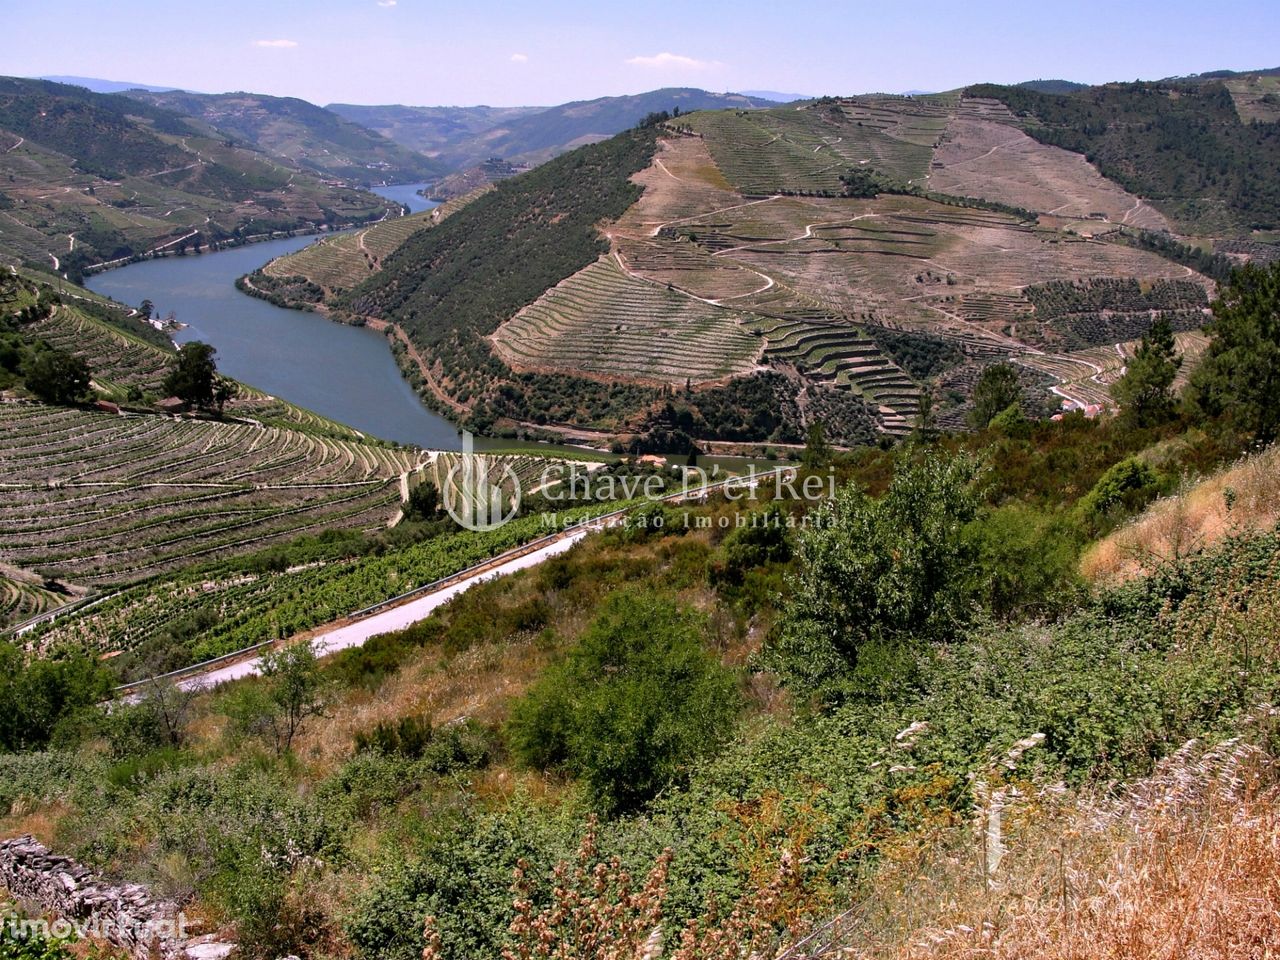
26, 502, 617, 667
492, 256, 763, 385
0, 403, 422, 586
683, 96, 943, 196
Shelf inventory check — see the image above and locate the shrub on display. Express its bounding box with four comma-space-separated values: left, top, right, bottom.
965, 504, 1086, 620
507, 589, 740, 813
1078, 457, 1162, 533
766, 451, 980, 694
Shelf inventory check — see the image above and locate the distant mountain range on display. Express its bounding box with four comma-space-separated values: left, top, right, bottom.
37, 75, 181, 94
0, 77, 397, 274
739, 90, 814, 102
120, 89, 441, 183
330, 88, 778, 170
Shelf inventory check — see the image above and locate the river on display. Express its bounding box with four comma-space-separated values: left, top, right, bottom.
82, 184, 772, 469
85, 183, 473, 450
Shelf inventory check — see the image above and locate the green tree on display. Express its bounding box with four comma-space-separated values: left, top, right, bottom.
0, 644, 113, 752
163, 341, 219, 409
213, 375, 239, 415
767, 452, 980, 693
1111, 315, 1181, 426
970, 363, 1021, 428
508, 590, 740, 814
801, 421, 830, 470
229, 642, 330, 755
1187, 261, 1280, 442
22, 348, 91, 405
404, 479, 440, 521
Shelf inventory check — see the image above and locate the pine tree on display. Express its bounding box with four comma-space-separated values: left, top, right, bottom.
1188, 262, 1280, 442
1111, 314, 1181, 426
970, 363, 1021, 428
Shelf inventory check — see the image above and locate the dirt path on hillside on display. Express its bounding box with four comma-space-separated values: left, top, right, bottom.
364, 318, 469, 416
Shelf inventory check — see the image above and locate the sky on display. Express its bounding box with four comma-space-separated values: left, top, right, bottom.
5, 0, 1280, 107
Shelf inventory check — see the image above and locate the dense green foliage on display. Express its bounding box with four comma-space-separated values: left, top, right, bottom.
0, 911, 79, 960
1076, 456, 1164, 533
766, 453, 979, 694
509, 590, 740, 813
1111, 314, 1182, 426
344, 129, 662, 429
968, 81, 1280, 230
20, 347, 91, 405
870, 328, 966, 380
0, 644, 112, 752
1188, 260, 1280, 441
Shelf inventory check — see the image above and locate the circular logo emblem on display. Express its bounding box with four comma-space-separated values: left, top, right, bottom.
441, 446, 522, 532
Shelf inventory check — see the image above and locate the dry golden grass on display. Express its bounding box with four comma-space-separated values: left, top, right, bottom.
1083, 445, 1280, 584
801, 726, 1280, 960
287, 528, 753, 778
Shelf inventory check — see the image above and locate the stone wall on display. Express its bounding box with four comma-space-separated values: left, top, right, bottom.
0, 835, 236, 959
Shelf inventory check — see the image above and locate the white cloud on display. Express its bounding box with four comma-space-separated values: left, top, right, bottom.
625, 52, 719, 70
377, 0, 397, 7
252, 39, 299, 48
510, 53, 529, 63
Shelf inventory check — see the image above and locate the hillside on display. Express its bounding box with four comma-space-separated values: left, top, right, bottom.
122, 89, 441, 183
252, 188, 486, 302
4, 394, 1279, 958
966, 76, 1280, 233
0, 78, 396, 277
7, 78, 1280, 960
308, 83, 1280, 446
330, 88, 776, 171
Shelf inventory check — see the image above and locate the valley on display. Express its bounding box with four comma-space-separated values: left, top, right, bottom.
258, 84, 1256, 446
3, 32, 1280, 960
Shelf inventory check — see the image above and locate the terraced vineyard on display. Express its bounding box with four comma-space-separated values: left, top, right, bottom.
26, 502, 616, 665
23, 305, 171, 397
10, 289, 371, 439
757, 317, 922, 434
492, 257, 763, 385
1017, 331, 1211, 411
0, 573, 67, 630
428, 451, 578, 499
0, 402, 423, 586
682, 96, 942, 195
262, 189, 485, 294
238, 91, 1232, 445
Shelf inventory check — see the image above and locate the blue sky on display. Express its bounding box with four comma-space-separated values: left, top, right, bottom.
6, 0, 1280, 106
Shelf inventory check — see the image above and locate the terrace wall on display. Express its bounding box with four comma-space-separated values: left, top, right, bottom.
0, 835, 236, 959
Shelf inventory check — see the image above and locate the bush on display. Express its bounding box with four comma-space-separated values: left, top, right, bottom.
0, 644, 113, 753
709, 505, 792, 588
1078, 457, 1163, 532
508, 589, 740, 813
965, 504, 1086, 620
766, 451, 980, 694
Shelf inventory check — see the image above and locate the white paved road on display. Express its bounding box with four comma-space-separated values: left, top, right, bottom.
174, 529, 588, 692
